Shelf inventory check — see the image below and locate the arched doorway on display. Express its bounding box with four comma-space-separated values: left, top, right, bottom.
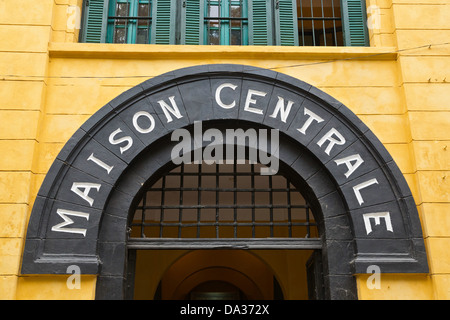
21, 64, 428, 300
128, 160, 321, 300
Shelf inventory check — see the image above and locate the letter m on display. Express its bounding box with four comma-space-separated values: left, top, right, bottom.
51, 209, 90, 237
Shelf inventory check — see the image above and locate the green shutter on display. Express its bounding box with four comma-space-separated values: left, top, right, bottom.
81, 0, 108, 43
275, 0, 298, 46
151, 0, 176, 44
181, 0, 204, 45
248, 0, 272, 46
342, 0, 369, 46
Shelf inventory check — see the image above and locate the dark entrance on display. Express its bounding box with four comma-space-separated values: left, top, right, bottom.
126, 160, 323, 299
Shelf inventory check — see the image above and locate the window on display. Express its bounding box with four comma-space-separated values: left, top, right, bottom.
106, 0, 152, 44
81, 0, 368, 46
205, 0, 248, 45
297, 0, 344, 46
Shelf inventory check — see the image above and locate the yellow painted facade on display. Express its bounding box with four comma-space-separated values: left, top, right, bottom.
0, 0, 449, 300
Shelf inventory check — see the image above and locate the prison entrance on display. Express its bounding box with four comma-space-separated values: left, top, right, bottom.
21, 65, 428, 300
126, 161, 324, 300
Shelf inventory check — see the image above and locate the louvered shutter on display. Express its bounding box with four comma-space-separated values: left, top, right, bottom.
181, 0, 204, 45
248, 0, 273, 46
274, 0, 298, 46
81, 0, 109, 43
341, 0, 369, 46
151, 0, 176, 44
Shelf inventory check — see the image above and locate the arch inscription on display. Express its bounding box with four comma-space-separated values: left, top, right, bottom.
22, 65, 428, 283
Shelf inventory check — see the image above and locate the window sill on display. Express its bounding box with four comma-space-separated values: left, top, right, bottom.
48, 42, 398, 61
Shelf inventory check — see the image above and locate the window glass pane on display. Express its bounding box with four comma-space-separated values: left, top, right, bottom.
112, 1, 130, 43
312, 0, 322, 17
299, 0, 312, 18
137, 2, 151, 43
209, 3, 220, 17
230, 4, 242, 45
207, 1, 220, 45
334, 19, 343, 46
230, 27, 241, 45
114, 25, 127, 43
208, 23, 220, 45
107, 0, 153, 44
230, 5, 241, 18
116, 2, 130, 16
205, 0, 247, 45
136, 28, 149, 43
138, 3, 149, 16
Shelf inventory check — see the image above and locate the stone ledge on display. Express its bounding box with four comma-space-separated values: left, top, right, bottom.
48, 42, 399, 61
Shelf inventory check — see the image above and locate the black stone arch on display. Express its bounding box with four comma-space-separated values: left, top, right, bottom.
95, 122, 356, 299
21, 64, 428, 300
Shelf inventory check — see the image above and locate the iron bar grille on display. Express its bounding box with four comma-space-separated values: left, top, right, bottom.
297, 0, 344, 46
130, 161, 318, 239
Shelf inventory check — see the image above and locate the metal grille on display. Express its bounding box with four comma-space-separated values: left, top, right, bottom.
297, 0, 344, 46
130, 161, 318, 240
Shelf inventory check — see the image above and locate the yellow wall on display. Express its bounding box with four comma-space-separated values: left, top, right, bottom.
0, 0, 449, 299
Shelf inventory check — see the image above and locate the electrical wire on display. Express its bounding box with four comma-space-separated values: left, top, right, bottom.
1, 42, 449, 80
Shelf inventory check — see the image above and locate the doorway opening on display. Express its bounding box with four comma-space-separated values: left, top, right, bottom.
131, 249, 322, 300
126, 160, 324, 300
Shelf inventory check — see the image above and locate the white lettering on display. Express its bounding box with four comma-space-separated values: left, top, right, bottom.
193, 121, 203, 164
180, 304, 214, 317
363, 211, 393, 234
353, 178, 379, 206
334, 154, 364, 178
171, 128, 192, 165
66, 5, 81, 31
215, 83, 237, 109
132, 111, 155, 134
109, 128, 133, 154
244, 89, 266, 115
297, 108, 324, 135
170, 121, 279, 175
203, 128, 224, 165
66, 265, 81, 290
87, 153, 114, 174
269, 96, 294, 123
317, 128, 346, 155
258, 128, 279, 176
225, 128, 258, 164
366, 265, 381, 289
71, 182, 101, 207
51, 208, 90, 236
157, 96, 183, 123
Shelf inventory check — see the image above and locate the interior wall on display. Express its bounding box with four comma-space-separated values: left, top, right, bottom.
133, 249, 314, 300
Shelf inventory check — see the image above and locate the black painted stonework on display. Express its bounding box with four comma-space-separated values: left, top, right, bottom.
21, 64, 428, 299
